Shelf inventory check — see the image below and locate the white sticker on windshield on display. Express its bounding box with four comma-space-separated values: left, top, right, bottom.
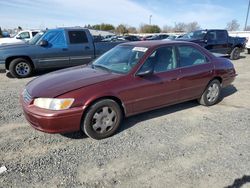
132, 47, 148, 52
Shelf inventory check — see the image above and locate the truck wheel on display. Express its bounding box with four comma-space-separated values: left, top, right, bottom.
9, 58, 33, 78
198, 79, 221, 106
248, 49, 250, 54
82, 99, 122, 140
230, 47, 240, 60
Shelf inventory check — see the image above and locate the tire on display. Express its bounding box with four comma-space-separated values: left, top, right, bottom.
230, 47, 240, 60
198, 79, 221, 106
9, 58, 33, 78
82, 99, 123, 140
247, 49, 250, 54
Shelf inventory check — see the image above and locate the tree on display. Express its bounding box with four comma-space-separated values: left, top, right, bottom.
139, 24, 161, 33
88, 23, 115, 31
245, 25, 250, 31
173, 22, 186, 32
116, 24, 128, 35
162, 25, 174, 33
226, 19, 240, 31
127, 26, 137, 33
186, 22, 201, 32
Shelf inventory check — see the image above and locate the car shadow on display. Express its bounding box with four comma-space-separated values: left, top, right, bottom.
225, 175, 250, 188
60, 85, 237, 139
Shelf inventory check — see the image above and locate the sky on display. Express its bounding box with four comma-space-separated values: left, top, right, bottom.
0, 0, 249, 30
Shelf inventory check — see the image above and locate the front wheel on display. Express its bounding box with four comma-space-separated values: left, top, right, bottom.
198, 79, 221, 106
82, 99, 122, 139
9, 58, 33, 78
230, 47, 240, 60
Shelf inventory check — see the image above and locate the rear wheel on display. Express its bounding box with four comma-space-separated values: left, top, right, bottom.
82, 99, 122, 139
230, 47, 240, 60
247, 49, 250, 54
9, 58, 33, 78
198, 79, 221, 106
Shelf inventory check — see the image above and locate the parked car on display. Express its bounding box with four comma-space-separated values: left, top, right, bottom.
21, 41, 237, 139
229, 31, 250, 54
146, 34, 169, 40
0, 28, 125, 78
122, 35, 141, 41
0, 30, 40, 45
178, 29, 246, 60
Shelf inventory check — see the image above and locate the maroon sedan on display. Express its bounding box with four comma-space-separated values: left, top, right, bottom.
20, 41, 236, 139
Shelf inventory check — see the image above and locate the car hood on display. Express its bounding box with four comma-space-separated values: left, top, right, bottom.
26, 66, 122, 98
0, 42, 30, 50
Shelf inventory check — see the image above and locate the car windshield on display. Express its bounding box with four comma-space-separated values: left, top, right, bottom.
92, 45, 147, 74
29, 31, 45, 45
181, 30, 207, 40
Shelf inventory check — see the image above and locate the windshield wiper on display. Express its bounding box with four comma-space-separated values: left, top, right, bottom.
92, 64, 111, 72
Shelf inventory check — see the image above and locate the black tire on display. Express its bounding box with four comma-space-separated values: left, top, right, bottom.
198, 79, 221, 106
247, 49, 250, 54
9, 58, 33, 78
230, 47, 240, 60
82, 99, 122, 140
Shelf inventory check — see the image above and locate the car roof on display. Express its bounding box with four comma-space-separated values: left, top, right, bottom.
120, 40, 195, 48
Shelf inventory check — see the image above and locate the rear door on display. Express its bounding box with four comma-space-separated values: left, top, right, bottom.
176, 45, 214, 101
205, 30, 229, 54
67, 30, 95, 66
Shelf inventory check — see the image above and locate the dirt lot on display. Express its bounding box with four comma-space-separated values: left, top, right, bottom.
0, 53, 250, 188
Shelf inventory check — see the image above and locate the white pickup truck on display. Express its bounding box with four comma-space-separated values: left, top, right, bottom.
229, 31, 250, 54
0, 30, 40, 45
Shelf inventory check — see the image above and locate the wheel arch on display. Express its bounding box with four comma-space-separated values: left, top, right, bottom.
5, 56, 34, 70
82, 95, 126, 119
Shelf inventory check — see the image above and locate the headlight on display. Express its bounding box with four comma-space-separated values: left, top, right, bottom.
33, 98, 74, 110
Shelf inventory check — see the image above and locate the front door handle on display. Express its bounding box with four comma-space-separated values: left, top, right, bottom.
62, 48, 68, 51
85, 46, 90, 50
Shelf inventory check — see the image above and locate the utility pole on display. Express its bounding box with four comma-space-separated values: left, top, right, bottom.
149, 15, 152, 25
245, 0, 250, 30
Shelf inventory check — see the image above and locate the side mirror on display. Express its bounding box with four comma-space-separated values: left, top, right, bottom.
16, 36, 22, 39
39, 40, 48, 47
136, 66, 154, 77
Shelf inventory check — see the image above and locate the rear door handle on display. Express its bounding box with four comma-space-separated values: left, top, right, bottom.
62, 48, 68, 51
85, 46, 90, 50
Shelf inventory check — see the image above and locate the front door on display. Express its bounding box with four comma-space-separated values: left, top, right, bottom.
126, 46, 181, 114
37, 29, 70, 68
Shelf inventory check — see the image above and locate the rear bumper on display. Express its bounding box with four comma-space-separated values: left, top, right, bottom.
222, 73, 237, 88
21, 98, 85, 133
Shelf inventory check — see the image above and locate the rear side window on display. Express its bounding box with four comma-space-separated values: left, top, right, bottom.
177, 46, 208, 67
68, 31, 88, 44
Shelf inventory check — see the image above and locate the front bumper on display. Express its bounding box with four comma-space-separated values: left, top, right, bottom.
21, 97, 85, 133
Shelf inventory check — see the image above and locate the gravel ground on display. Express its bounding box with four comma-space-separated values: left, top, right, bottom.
0, 53, 250, 188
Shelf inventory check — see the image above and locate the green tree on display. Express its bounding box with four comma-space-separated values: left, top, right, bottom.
91, 23, 115, 31
140, 24, 161, 33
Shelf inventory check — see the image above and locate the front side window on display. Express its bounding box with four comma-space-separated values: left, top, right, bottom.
18, 32, 30, 39
93, 46, 147, 74
139, 46, 177, 73
68, 31, 88, 44
41, 30, 66, 48
177, 46, 208, 67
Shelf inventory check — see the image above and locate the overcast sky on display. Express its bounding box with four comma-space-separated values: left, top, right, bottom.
0, 0, 249, 30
